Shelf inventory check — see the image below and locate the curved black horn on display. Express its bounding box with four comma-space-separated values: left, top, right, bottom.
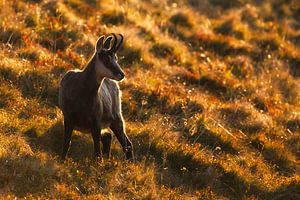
110, 33, 118, 52
115, 34, 123, 52
103, 35, 113, 50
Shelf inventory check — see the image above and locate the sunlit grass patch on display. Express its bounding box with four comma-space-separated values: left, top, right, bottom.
74, 41, 94, 59
37, 25, 80, 52
17, 70, 59, 106
0, 85, 19, 108
63, 0, 95, 18
0, 133, 65, 197
35, 5, 80, 52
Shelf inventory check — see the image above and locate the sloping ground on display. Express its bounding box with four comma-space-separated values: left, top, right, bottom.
0, 0, 299, 199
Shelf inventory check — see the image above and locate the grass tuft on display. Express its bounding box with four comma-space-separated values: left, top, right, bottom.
18, 70, 58, 106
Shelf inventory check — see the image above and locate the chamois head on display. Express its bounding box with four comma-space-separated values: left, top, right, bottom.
94, 33, 125, 81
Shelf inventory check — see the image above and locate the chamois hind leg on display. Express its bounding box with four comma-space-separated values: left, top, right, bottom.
110, 116, 134, 161
61, 119, 74, 161
101, 132, 112, 159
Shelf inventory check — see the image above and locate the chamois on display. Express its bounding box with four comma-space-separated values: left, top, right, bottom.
59, 33, 134, 161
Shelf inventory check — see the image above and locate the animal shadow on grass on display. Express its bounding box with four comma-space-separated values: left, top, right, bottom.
24, 121, 94, 161
131, 131, 265, 199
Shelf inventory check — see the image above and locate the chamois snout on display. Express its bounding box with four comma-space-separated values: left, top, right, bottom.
115, 70, 125, 81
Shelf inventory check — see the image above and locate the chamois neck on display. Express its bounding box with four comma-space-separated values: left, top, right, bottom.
82, 54, 104, 93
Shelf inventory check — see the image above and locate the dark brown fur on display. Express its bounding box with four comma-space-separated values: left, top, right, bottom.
59, 35, 134, 161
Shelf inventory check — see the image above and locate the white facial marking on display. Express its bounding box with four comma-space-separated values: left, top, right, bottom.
95, 55, 114, 82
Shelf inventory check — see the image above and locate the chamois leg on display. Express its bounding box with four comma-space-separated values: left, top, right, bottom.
110, 117, 134, 161
91, 126, 102, 162
101, 132, 112, 159
61, 120, 74, 161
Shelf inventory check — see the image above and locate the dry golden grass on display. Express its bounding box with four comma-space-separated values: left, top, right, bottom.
0, 0, 300, 199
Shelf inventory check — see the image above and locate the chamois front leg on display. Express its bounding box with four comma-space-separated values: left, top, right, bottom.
101, 132, 112, 159
110, 117, 134, 161
61, 119, 74, 161
91, 126, 102, 162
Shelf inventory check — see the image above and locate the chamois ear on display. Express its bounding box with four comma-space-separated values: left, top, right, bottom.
96, 35, 105, 53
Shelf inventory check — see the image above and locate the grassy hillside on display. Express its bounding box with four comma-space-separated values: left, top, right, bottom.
0, 0, 300, 199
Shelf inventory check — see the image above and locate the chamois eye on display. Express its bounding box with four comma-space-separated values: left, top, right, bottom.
105, 55, 111, 61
